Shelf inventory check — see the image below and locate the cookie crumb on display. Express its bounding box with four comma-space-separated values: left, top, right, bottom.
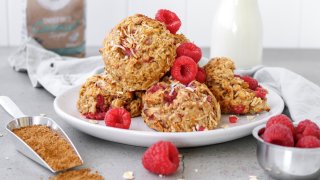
89, 120, 99, 124
122, 171, 134, 180
246, 115, 256, 121
220, 124, 229, 129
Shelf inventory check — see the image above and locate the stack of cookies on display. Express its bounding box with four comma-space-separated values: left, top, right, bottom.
77, 9, 269, 132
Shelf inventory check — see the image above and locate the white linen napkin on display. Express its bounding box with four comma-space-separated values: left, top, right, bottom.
8, 39, 320, 122
8, 38, 104, 96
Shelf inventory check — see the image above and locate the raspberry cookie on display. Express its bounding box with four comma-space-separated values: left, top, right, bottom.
77, 73, 143, 120
204, 57, 270, 114
100, 14, 176, 91
142, 80, 221, 132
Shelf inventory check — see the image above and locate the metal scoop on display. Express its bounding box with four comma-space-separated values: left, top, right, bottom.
0, 96, 83, 173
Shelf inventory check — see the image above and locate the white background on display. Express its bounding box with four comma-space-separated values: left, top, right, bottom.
0, 0, 319, 48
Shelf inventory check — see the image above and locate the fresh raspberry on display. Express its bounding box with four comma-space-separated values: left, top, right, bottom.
232, 105, 245, 114
303, 125, 320, 139
240, 76, 258, 90
296, 120, 320, 140
163, 90, 177, 103
266, 114, 295, 135
142, 141, 180, 175
296, 120, 319, 134
171, 56, 198, 85
155, 9, 181, 34
148, 83, 166, 94
104, 108, 131, 129
195, 67, 206, 83
296, 136, 320, 148
258, 127, 266, 138
255, 87, 267, 99
263, 124, 294, 147
176, 42, 202, 63
229, 115, 238, 123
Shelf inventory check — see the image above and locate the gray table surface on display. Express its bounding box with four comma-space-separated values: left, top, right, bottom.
1, 47, 320, 180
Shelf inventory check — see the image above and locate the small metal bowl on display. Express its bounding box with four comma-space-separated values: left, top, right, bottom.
252, 124, 320, 180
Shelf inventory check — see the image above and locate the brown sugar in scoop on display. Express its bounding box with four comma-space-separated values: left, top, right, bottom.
12, 125, 83, 171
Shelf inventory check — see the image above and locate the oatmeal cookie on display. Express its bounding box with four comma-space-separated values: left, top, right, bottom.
77, 73, 142, 120
100, 14, 176, 91
142, 80, 221, 132
174, 33, 189, 47
204, 57, 270, 114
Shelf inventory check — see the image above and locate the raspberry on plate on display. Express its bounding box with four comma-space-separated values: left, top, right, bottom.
240, 76, 258, 90
229, 115, 238, 123
266, 114, 295, 135
296, 136, 320, 148
104, 108, 131, 129
263, 124, 294, 147
195, 67, 206, 83
155, 9, 181, 34
142, 141, 180, 175
176, 42, 202, 63
171, 56, 198, 85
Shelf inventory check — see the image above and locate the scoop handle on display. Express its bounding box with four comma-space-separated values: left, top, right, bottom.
0, 96, 26, 118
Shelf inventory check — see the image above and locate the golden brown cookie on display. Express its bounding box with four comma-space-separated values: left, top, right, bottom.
142, 80, 221, 132
100, 14, 176, 91
77, 73, 142, 119
204, 57, 270, 114
174, 33, 189, 47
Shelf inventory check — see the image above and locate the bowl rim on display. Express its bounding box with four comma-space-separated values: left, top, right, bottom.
252, 123, 320, 152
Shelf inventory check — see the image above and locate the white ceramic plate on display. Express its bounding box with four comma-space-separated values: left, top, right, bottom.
54, 85, 284, 147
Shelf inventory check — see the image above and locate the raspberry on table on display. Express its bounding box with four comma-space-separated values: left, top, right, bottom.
142, 141, 179, 175
263, 124, 294, 147
266, 114, 295, 135
171, 56, 198, 85
195, 67, 206, 83
155, 9, 181, 34
240, 76, 258, 90
104, 108, 131, 129
176, 42, 202, 63
296, 136, 320, 148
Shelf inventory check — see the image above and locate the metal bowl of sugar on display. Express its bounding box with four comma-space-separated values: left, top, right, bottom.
252, 124, 320, 180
